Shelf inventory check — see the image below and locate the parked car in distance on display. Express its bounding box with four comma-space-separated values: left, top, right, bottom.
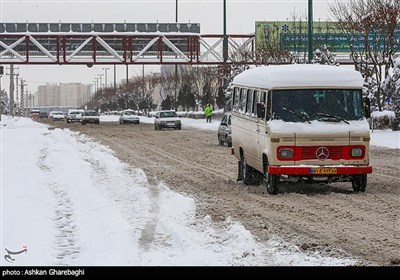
81, 110, 100, 125
218, 112, 232, 147
66, 109, 84, 123
154, 110, 181, 130
50, 111, 65, 121
30, 110, 40, 119
39, 111, 49, 119
119, 109, 140, 124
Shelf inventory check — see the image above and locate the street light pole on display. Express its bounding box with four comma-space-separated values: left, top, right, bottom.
308, 0, 313, 63
92, 81, 96, 99
97, 74, 104, 91
113, 64, 117, 94
223, 0, 227, 89
95, 77, 99, 93
8, 65, 15, 117
174, 0, 179, 110
102, 67, 110, 88
176, 0, 178, 22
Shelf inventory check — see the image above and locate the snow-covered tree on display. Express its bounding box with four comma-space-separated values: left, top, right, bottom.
363, 76, 379, 111
311, 45, 338, 66
382, 57, 400, 130
330, 0, 400, 111
1, 89, 9, 115
223, 64, 250, 112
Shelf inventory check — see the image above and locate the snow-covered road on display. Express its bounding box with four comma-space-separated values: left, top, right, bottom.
2, 117, 359, 266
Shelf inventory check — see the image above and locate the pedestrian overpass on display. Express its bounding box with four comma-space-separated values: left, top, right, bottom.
0, 22, 255, 65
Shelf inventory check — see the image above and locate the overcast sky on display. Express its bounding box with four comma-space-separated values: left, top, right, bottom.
0, 0, 334, 97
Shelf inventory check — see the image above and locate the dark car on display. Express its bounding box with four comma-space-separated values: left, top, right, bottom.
218, 112, 232, 147
39, 111, 49, 119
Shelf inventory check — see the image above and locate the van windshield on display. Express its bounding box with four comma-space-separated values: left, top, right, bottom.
271, 89, 364, 123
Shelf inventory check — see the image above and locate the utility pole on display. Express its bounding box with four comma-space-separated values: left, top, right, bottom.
8, 65, 15, 117
126, 64, 129, 89
308, 0, 313, 63
114, 64, 117, 94
142, 64, 145, 111
15, 73, 19, 115
20, 80, 26, 117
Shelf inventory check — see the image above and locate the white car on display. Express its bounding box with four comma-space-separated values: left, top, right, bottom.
81, 110, 100, 125
66, 109, 84, 123
154, 110, 181, 130
119, 109, 140, 124
50, 111, 65, 121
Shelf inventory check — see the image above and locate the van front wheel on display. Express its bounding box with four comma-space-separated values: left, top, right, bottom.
266, 173, 279, 195
352, 175, 367, 193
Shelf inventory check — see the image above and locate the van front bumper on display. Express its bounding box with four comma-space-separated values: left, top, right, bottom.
268, 166, 372, 176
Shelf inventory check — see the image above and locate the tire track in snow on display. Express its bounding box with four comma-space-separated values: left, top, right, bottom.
138, 182, 160, 250
78, 138, 162, 251
81, 150, 152, 241
36, 147, 80, 265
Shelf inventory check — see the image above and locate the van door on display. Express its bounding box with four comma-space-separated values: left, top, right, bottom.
256, 91, 268, 171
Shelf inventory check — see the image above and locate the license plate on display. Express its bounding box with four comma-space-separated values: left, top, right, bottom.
310, 167, 337, 175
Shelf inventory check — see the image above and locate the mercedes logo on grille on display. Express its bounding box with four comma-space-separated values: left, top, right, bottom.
316, 147, 329, 160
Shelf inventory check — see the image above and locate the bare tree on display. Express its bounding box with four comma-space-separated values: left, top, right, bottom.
330, 0, 400, 111
256, 21, 293, 64
134, 72, 160, 114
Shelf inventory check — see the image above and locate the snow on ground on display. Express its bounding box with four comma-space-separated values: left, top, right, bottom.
370, 130, 400, 149
101, 114, 400, 149
1, 114, 396, 266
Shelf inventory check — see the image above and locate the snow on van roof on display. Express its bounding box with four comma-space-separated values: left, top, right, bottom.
232, 64, 364, 89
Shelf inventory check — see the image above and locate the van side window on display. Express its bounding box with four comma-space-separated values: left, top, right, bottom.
253, 90, 260, 116
246, 89, 253, 114
239, 88, 246, 113
233, 87, 240, 112
266, 91, 272, 120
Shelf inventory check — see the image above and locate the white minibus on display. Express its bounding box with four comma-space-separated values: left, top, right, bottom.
231, 64, 372, 194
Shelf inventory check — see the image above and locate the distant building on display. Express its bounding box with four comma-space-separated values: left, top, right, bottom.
37, 83, 91, 107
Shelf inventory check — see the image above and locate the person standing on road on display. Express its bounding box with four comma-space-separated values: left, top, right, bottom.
204, 103, 213, 123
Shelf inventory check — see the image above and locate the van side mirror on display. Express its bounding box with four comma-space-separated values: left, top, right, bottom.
363, 97, 371, 118
256, 103, 265, 119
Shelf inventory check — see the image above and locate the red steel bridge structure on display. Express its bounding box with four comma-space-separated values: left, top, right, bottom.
0, 22, 255, 66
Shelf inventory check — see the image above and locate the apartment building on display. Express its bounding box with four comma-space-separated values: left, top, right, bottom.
36, 83, 91, 107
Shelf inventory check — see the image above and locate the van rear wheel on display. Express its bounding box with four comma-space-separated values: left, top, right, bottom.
240, 155, 255, 185
266, 173, 279, 195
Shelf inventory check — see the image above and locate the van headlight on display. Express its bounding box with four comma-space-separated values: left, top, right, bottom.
279, 148, 294, 159
351, 147, 363, 157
